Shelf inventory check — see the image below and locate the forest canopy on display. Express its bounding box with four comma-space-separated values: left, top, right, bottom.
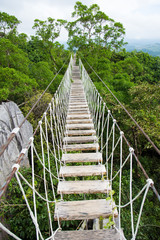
0, 2, 160, 240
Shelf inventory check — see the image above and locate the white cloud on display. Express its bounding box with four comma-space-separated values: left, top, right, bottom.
92, 0, 160, 40
1, 0, 160, 40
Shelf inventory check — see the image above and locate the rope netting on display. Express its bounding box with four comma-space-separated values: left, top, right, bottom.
0, 56, 73, 240
0, 55, 156, 240
79, 59, 155, 240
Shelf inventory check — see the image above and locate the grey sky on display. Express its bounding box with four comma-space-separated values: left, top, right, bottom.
1, 0, 160, 42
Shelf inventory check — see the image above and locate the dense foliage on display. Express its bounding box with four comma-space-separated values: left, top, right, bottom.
0, 12, 70, 108
66, 1, 125, 51
77, 45, 160, 239
0, 2, 160, 240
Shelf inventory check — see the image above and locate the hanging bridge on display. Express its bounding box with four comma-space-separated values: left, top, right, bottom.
0, 55, 159, 240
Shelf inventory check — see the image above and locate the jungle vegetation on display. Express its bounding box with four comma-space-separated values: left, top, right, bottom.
0, 2, 160, 240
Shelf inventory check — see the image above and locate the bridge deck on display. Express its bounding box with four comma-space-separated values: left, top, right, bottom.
54, 229, 120, 240
54, 57, 119, 239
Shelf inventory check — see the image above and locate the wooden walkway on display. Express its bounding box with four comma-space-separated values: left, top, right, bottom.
54, 58, 120, 239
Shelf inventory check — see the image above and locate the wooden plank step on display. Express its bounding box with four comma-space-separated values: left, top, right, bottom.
69, 101, 87, 104
66, 119, 92, 124
67, 112, 90, 116
71, 86, 83, 88
57, 180, 111, 194
70, 92, 84, 94
63, 143, 99, 151
59, 164, 106, 177
63, 136, 97, 144
69, 98, 86, 101
66, 124, 94, 130
62, 152, 102, 163
71, 87, 83, 89
67, 114, 91, 120
70, 94, 85, 96
71, 83, 82, 85
71, 87, 83, 88
69, 105, 88, 109
54, 229, 120, 240
69, 100, 87, 103
65, 129, 96, 136
70, 96, 85, 98
71, 88, 83, 90
69, 98, 86, 100
68, 108, 89, 112
69, 101, 86, 105
54, 199, 118, 221
69, 101, 87, 106
70, 95, 85, 97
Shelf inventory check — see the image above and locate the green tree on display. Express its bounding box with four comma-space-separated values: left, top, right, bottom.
29, 61, 61, 93
67, 1, 125, 50
0, 38, 30, 74
32, 17, 66, 43
32, 18, 67, 67
0, 67, 37, 103
0, 11, 21, 36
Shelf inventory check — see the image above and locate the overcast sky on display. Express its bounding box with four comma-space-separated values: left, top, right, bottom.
1, 0, 160, 42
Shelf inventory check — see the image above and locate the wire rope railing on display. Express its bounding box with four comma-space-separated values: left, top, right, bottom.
79, 58, 158, 240
0, 55, 158, 240
0, 56, 73, 240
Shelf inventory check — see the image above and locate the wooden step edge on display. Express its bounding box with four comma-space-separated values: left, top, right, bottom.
65, 129, 96, 136
61, 152, 102, 163
54, 199, 118, 221
66, 124, 94, 130
54, 229, 121, 240
57, 180, 111, 194
66, 120, 92, 124
66, 115, 91, 120
63, 143, 99, 152
59, 164, 106, 177
63, 136, 97, 144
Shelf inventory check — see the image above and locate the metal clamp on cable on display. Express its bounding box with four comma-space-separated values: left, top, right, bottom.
146, 178, 154, 186
21, 148, 28, 155
12, 164, 20, 172
11, 127, 20, 135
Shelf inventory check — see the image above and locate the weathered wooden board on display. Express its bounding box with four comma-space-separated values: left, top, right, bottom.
69, 97, 86, 100
68, 111, 89, 115
70, 87, 84, 89
68, 108, 89, 112
70, 88, 84, 90
59, 164, 106, 177
63, 136, 97, 144
66, 124, 94, 130
65, 129, 96, 136
67, 114, 91, 120
61, 152, 102, 163
69, 105, 88, 109
54, 199, 118, 220
69, 98, 87, 103
66, 119, 92, 124
57, 180, 111, 194
69, 99, 86, 101
54, 229, 120, 240
63, 143, 99, 151
70, 93, 85, 95
69, 95, 85, 97
69, 101, 87, 104
69, 102, 87, 106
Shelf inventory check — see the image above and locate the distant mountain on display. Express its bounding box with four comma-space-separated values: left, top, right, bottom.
125, 39, 160, 57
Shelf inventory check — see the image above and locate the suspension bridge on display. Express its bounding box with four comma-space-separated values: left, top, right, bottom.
0, 55, 159, 240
